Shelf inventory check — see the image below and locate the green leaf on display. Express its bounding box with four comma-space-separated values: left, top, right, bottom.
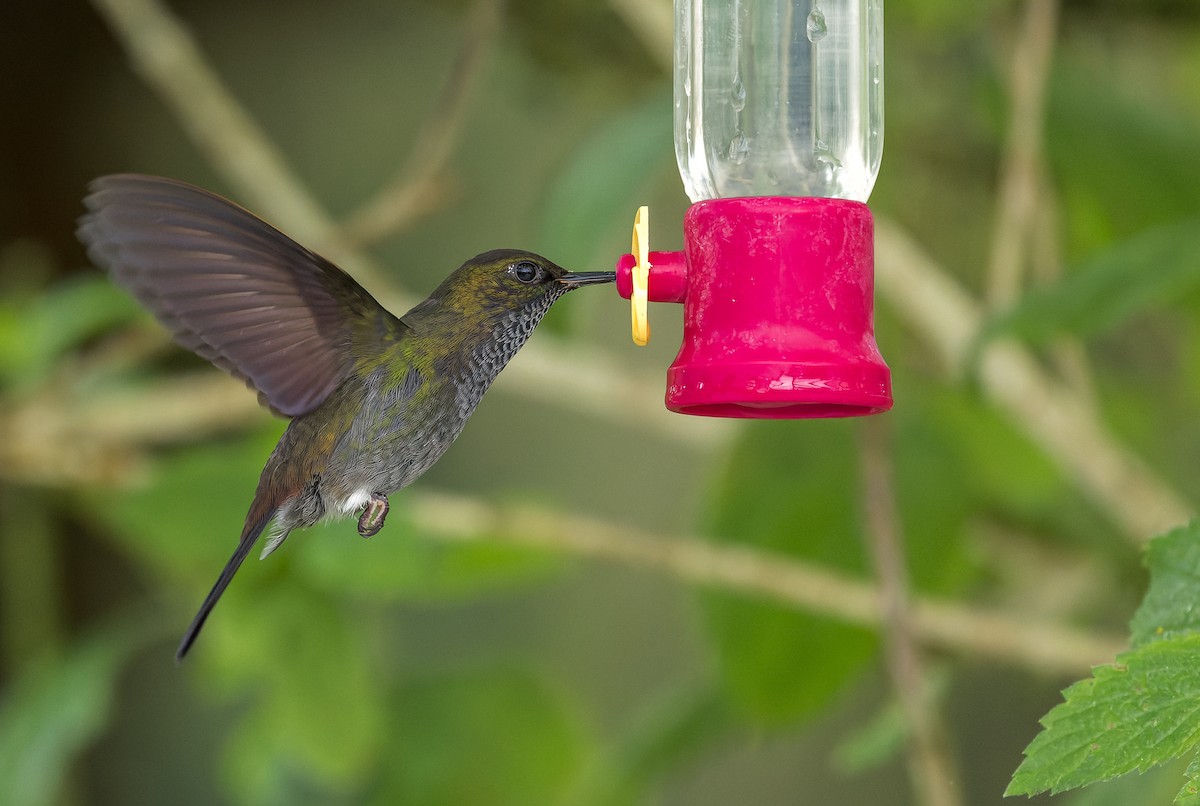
977, 218, 1200, 349
701, 420, 877, 724
219, 713, 312, 806
967, 67, 1200, 358
832, 698, 908, 775
1047, 69, 1200, 254
888, 392, 985, 594
1057, 758, 1194, 806
534, 89, 673, 336
214, 583, 385, 798
372, 670, 592, 806
834, 668, 949, 774
1007, 635, 1200, 797
86, 430, 275, 582
701, 404, 975, 725
0, 276, 139, 386
1130, 523, 1200, 648
1177, 754, 1200, 806
0, 623, 149, 806
571, 684, 734, 806
536, 89, 672, 271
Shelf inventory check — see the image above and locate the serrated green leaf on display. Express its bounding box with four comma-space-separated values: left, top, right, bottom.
1008, 634, 1200, 797
0, 622, 150, 806
372, 670, 592, 806
1177, 754, 1200, 806
1130, 523, 1200, 648
1057, 758, 1193, 806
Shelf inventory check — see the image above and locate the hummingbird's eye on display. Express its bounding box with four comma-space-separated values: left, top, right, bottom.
510, 261, 542, 284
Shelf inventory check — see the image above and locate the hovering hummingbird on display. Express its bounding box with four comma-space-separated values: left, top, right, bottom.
78, 174, 614, 660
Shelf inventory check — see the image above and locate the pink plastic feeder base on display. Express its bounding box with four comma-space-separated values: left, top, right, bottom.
616, 197, 892, 419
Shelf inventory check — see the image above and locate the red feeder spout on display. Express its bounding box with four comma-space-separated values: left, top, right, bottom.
615, 197, 892, 419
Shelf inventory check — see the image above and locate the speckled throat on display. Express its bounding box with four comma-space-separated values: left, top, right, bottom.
448, 288, 564, 421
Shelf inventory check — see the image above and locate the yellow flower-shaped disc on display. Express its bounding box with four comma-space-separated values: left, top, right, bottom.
630, 206, 650, 346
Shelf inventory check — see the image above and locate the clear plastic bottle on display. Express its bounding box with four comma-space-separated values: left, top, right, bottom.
674, 0, 883, 202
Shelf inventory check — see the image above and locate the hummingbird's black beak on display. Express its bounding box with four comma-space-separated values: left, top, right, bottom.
558, 271, 616, 289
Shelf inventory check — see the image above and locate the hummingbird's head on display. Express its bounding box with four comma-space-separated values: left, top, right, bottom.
405, 249, 613, 394
428, 249, 614, 325
411, 249, 614, 381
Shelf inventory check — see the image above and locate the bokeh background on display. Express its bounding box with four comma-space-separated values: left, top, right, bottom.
3, 0, 1200, 804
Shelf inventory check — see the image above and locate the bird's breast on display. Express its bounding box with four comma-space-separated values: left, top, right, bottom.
321, 367, 466, 502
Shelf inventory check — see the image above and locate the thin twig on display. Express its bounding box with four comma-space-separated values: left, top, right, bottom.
858, 419, 961, 806
341, 0, 503, 247
986, 0, 1060, 308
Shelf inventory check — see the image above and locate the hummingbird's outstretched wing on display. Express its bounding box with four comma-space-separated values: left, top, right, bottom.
78, 174, 407, 417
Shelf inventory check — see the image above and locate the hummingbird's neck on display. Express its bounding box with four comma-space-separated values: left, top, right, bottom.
409, 292, 560, 415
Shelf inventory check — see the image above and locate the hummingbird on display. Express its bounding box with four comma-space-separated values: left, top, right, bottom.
77, 174, 614, 660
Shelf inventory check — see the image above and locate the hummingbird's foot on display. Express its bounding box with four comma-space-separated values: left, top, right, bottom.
357, 493, 389, 538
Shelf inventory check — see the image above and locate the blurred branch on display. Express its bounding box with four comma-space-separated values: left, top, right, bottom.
986, 0, 1059, 308
0, 382, 1121, 676
874, 220, 1192, 541
412, 490, 1125, 676
341, 0, 502, 247
858, 419, 961, 806
0, 374, 258, 487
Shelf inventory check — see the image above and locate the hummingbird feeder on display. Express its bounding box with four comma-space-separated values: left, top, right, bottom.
615, 0, 891, 418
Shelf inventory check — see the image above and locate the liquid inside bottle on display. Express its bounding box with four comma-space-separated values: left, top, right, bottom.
674, 0, 883, 202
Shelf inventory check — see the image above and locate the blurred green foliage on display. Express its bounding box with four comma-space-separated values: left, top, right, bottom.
2, 1, 1200, 805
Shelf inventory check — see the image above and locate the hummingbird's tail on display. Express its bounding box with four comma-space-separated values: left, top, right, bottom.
175, 507, 278, 662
